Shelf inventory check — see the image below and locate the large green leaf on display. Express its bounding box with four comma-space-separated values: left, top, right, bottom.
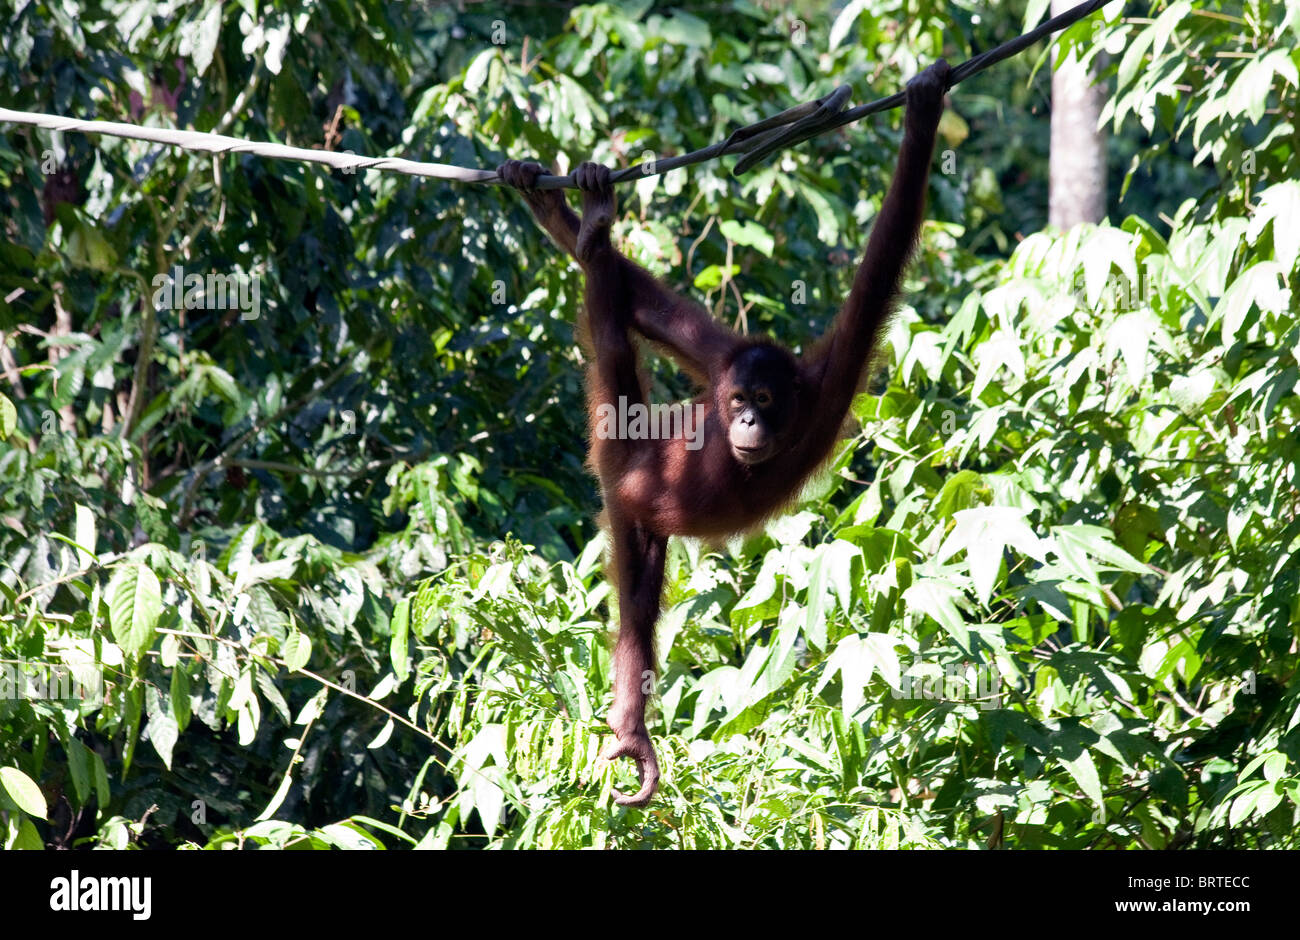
106, 565, 162, 656
0, 767, 47, 819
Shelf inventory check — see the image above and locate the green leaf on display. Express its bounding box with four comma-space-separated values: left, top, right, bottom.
733, 549, 781, 618
1117, 24, 1156, 93
647, 10, 710, 47
318, 821, 385, 849
0, 392, 15, 440
936, 507, 1046, 606
829, 0, 870, 51
1262, 752, 1287, 784
463, 48, 497, 93
67, 739, 93, 804
106, 565, 162, 656
1104, 312, 1154, 388
903, 578, 971, 652
224, 522, 260, 585
1225, 54, 1275, 123
191, 3, 222, 76
390, 598, 411, 681
1255, 783, 1285, 818
692, 263, 739, 290
718, 219, 774, 257
1057, 748, 1104, 809
1210, 261, 1289, 344
67, 223, 117, 271
73, 503, 96, 568
1247, 180, 1300, 272
1051, 525, 1148, 582
824, 538, 861, 615
171, 664, 191, 732
1081, 227, 1138, 306
1229, 785, 1263, 827
146, 684, 179, 770
971, 329, 1026, 398
803, 547, 831, 652
0, 766, 47, 819
1169, 369, 1216, 415
91, 748, 110, 807
933, 470, 991, 522
815, 633, 902, 719
282, 630, 312, 671
1023, 0, 1051, 34
160, 632, 181, 668
255, 774, 295, 823
1112, 502, 1162, 557
14, 818, 43, 849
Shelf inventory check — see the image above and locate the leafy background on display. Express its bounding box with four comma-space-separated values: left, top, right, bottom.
0, 0, 1297, 849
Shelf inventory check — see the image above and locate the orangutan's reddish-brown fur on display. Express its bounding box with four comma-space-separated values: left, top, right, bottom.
498, 59, 950, 805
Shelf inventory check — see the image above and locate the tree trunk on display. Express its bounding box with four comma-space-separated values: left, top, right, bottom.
1049, 0, 1107, 228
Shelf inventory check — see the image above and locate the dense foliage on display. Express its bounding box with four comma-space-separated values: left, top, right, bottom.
1, 0, 1297, 849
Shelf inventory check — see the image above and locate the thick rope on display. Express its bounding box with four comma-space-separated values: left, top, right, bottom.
0, 109, 499, 183
0, 0, 1106, 191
